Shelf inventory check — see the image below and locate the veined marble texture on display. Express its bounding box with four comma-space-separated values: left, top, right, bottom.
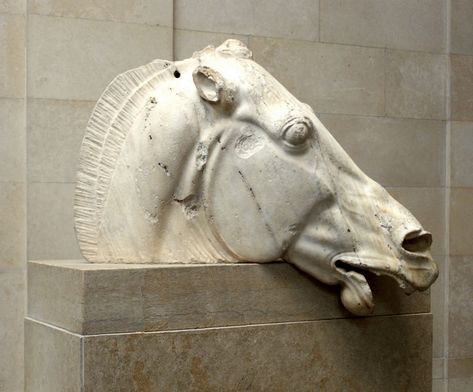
74, 39, 438, 315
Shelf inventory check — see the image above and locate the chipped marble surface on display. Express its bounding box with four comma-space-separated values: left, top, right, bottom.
74, 40, 438, 315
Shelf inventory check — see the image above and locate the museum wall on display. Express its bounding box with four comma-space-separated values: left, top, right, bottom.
26, 0, 173, 260
447, 0, 473, 390
0, 1, 173, 391
0, 0, 471, 391
0, 2, 26, 391
174, 0, 448, 389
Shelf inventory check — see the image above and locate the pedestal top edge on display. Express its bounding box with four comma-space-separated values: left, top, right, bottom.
27, 259, 265, 271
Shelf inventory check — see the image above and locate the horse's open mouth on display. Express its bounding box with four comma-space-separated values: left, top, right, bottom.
332, 256, 416, 316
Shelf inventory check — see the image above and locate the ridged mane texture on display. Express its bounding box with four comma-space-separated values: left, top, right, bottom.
72, 39, 438, 316
74, 59, 172, 260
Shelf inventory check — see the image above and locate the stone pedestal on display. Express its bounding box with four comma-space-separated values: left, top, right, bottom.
25, 260, 432, 391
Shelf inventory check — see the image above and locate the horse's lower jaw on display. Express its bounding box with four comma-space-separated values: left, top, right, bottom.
334, 260, 374, 316
333, 256, 419, 316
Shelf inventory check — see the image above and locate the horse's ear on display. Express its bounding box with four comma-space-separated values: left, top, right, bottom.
192, 66, 223, 103
216, 39, 252, 59
192, 66, 236, 108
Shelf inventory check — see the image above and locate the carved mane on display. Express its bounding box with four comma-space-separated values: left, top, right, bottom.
74, 59, 172, 260
72, 39, 438, 316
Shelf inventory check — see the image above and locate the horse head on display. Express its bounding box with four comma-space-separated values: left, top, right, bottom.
74, 39, 438, 315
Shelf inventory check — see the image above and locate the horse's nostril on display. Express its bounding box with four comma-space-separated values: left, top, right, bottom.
402, 231, 432, 253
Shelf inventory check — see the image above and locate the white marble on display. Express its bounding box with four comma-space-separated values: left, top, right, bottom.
74, 40, 438, 315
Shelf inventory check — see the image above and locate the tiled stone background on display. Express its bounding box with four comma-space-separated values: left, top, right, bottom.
0, 1, 471, 391
1, 1, 173, 391
0, 2, 26, 392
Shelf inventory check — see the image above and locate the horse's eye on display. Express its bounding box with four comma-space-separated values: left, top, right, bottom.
282, 122, 310, 147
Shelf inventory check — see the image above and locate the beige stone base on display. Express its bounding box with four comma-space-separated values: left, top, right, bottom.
25, 260, 433, 391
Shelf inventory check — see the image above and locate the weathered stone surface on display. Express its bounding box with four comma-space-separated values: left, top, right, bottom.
451, 0, 473, 55
175, 0, 319, 41
319, 0, 445, 53
27, 99, 94, 183
26, 260, 433, 391
451, 121, 473, 188
82, 314, 432, 392
25, 319, 81, 392
0, 14, 25, 98
0, 98, 25, 182
174, 29, 249, 61
0, 269, 25, 392
27, 15, 172, 101
28, 260, 430, 335
25, 312, 433, 392
73, 39, 438, 316
0, 183, 26, 268
432, 379, 447, 392
433, 357, 445, 380
448, 256, 473, 359
318, 114, 446, 188
430, 259, 447, 358
249, 37, 385, 116
28, 261, 84, 332
449, 358, 473, 379
450, 55, 473, 122
27, 183, 81, 260
0, 0, 25, 14
450, 189, 473, 256
28, 0, 173, 27
385, 50, 447, 120
448, 377, 473, 392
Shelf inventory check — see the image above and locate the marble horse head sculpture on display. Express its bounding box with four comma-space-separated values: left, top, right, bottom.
74, 40, 438, 316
